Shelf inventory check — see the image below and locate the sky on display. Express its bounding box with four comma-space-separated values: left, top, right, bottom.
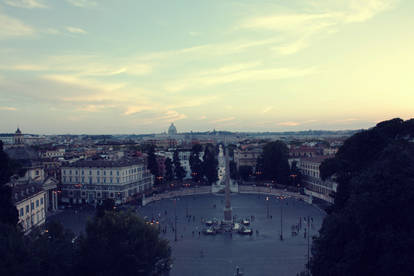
0, 0, 413, 134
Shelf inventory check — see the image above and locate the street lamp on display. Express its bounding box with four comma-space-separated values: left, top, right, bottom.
174, 198, 177, 242
266, 196, 270, 219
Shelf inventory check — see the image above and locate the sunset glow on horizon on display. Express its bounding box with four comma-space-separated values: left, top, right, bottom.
0, 0, 413, 134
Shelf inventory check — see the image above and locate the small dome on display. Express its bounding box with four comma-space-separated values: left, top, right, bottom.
15, 128, 22, 134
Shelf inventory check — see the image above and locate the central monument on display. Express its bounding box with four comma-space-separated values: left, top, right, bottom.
223, 144, 232, 226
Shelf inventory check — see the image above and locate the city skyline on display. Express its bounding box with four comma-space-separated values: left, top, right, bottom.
1, 0, 413, 134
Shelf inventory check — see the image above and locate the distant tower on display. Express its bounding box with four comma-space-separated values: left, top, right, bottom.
168, 123, 177, 136
13, 127, 24, 145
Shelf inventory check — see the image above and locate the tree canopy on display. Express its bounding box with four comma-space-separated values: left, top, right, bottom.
0, 141, 18, 226
256, 141, 290, 184
311, 118, 414, 276
75, 211, 171, 276
202, 144, 218, 185
189, 144, 203, 182
173, 149, 186, 181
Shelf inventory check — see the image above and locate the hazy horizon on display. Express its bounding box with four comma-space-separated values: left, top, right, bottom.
1, 0, 413, 134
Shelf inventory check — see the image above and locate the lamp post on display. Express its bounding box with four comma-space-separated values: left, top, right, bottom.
174, 198, 177, 242
266, 196, 269, 219
277, 195, 287, 241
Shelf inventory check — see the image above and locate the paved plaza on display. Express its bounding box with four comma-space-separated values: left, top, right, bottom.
50, 193, 325, 276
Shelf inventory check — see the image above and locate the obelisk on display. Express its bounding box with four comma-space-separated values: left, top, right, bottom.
223, 144, 232, 225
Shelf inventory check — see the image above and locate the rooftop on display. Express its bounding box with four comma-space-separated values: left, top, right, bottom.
64, 158, 144, 168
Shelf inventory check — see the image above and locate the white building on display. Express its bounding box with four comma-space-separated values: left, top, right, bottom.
299, 156, 337, 203
60, 159, 153, 205
14, 184, 46, 234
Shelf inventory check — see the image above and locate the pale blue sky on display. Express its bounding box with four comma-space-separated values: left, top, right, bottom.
0, 0, 413, 134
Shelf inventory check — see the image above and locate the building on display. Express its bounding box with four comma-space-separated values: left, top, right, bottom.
13, 184, 46, 233
299, 156, 337, 203
233, 147, 262, 171
168, 123, 178, 136
13, 128, 24, 145
0, 133, 14, 144
60, 158, 153, 205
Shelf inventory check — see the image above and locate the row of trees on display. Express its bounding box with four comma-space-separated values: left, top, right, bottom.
147, 144, 219, 186
229, 141, 302, 186
0, 141, 171, 276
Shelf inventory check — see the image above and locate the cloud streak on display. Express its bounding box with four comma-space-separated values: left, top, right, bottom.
66, 26, 87, 34
0, 12, 35, 38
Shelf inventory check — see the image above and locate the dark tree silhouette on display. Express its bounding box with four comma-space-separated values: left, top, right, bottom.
257, 141, 290, 184
202, 144, 218, 185
189, 144, 203, 182
164, 157, 174, 182
173, 150, 186, 181
310, 118, 414, 276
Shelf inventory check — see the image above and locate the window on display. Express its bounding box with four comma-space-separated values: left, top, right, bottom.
103, 171, 106, 176
69, 170, 72, 175
26, 205, 29, 214
36, 170, 39, 176
117, 171, 119, 176
110, 171, 113, 176
82, 170, 84, 175
36, 200, 39, 207
40, 198, 43, 205
19, 208, 24, 217
97, 171, 100, 175
31, 202, 34, 210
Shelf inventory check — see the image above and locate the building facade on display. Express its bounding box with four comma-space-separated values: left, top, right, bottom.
60, 159, 153, 205
233, 147, 262, 170
14, 184, 46, 233
299, 156, 337, 203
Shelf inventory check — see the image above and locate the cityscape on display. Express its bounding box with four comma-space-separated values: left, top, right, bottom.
1, 1, 414, 276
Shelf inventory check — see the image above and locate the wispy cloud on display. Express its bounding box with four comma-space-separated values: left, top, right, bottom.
77, 104, 115, 112
43, 74, 125, 92
166, 65, 318, 92
123, 105, 154, 116
0, 106, 17, 111
211, 117, 235, 124
241, 0, 397, 33
66, 0, 97, 8
277, 121, 301, 127
66, 26, 87, 34
0, 12, 35, 38
4, 0, 47, 9
262, 106, 273, 114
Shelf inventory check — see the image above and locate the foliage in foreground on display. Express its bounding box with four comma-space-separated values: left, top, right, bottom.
311, 118, 414, 276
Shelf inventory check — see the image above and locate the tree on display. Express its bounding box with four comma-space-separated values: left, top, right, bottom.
289, 161, 303, 188
74, 211, 171, 276
147, 146, 160, 186
96, 199, 115, 218
202, 144, 218, 185
173, 149, 186, 181
239, 165, 252, 181
189, 144, 203, 182
0, 141, 18, 226
164, 158, 174, 182
310, 118, 414, 276
258, 141, 290, 184
229, 160, 238, 180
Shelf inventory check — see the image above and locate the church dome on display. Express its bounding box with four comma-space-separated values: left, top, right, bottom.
168, 123, 177, 135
